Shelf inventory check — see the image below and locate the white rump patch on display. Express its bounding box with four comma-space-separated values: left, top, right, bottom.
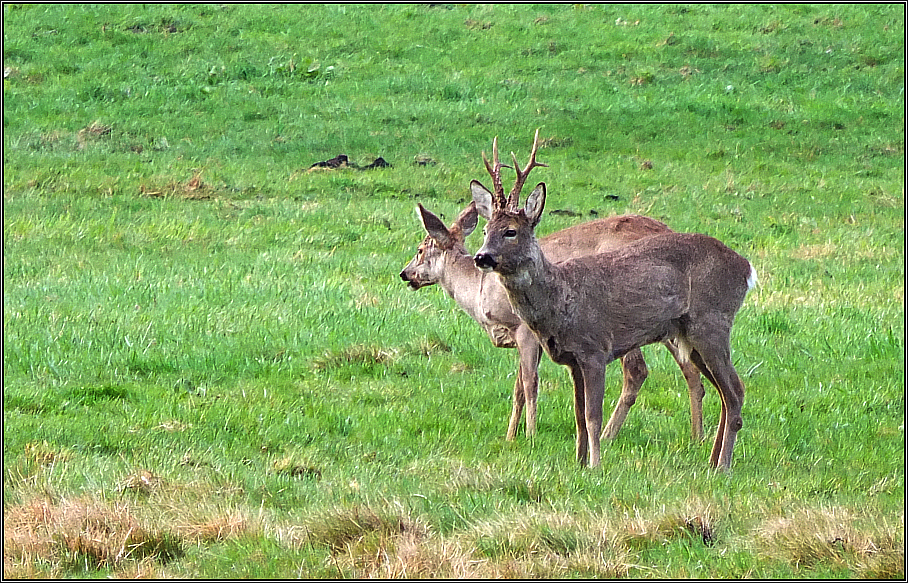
746, 263, 759, 292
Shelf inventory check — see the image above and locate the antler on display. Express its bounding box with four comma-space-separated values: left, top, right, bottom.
506, 128, 548, 209
481, 136, 507, 209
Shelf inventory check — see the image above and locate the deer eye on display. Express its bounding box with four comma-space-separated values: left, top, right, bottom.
504, 229, 518, 238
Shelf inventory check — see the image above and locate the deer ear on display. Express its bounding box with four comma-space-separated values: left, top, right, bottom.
454, 202, 479, 238
470, 180, 494, 220
524, 183, 546, 227
417, 204, 454, 247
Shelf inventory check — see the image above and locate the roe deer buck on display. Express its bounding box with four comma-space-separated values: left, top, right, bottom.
400, 204, 705, 442
472, 131, 757, 469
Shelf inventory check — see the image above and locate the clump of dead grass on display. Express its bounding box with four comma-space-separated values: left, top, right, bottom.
76, 120, 112, 150
620, 502, 718, 549
299, 505, 425, 553
278, 504, 630, 579
471, 508, 591, 558
139, 172, 210, 200
310, 344, 398, 373
3, 495, 181, 577
271, 454, 323, 480
466, 508, 630, 578
119, 469, 164, 496
23, 440, 71, 467
172, 509, 259, 544
133, 478, 263, 544
756, 506, 904, 578
4, 473, 264, 578
277, 504, 441, 578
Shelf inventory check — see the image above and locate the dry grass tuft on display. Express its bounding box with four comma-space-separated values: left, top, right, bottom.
76, 120, 112, 149
302, 505, 424, 553
119, 469, 164, 496
132, 478, 262, 545
271, 455, 323, 479
279, 504, 447, 578
428, 462, 546, 503
3, 495, 181, 576
756, 506, 904, 577
310, 344, 397, 372
414, 335, 453, 357
139, 172, 211, 200
620, 502, 718, 549
109, 556, 177, 579
465, 508, 631, 578
23, 440, 71, 467
7, 441, 72, 490
173, 510, 258, 544
281, 504, 631, 579
471, 509, 589, 558
3, 485, 258, 577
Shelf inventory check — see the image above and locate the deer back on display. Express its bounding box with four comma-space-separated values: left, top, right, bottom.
533, 232, 755, 362
540, 214, 672, 263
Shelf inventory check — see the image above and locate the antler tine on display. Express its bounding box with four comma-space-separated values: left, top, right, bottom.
481, 136, 507, 209
506, 128, 548, 208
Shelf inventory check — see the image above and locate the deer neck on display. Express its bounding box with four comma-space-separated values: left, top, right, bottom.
437, 247, 500, 325
496, 243, 569, 337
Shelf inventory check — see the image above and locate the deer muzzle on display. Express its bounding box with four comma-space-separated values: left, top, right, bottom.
399, 270, 422, 290
474, 252, 498, 271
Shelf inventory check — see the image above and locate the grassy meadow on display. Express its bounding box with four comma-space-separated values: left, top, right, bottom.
3, 3, 904, 578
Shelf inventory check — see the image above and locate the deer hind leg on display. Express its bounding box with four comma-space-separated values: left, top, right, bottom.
569, 362, 588, 465
662, 340, 706, 441
687, 344, 744, 471
602, 348, 648, 440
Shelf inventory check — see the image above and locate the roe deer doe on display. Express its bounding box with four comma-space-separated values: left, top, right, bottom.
400, 203, 705, 441
472, 131, 757, 469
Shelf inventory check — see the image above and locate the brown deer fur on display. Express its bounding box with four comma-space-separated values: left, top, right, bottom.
401, 205, 705, 442
472, 132, 757, 469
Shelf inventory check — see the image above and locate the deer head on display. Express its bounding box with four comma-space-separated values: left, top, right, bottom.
400, 202, 478, 290
472, 130, 548, 274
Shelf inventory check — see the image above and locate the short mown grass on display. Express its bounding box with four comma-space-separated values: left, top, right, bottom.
3, 3, 904, 578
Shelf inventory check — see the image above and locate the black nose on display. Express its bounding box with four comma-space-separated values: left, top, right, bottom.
399, 271, 409, 281
474, 253, 497, 270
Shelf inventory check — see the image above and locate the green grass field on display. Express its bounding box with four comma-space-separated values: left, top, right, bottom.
3, 4, 904, 578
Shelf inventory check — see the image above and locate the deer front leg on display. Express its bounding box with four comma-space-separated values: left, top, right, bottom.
602, 348, 648, 440
569, 354, 607, 467
517, 326, 543, 439
581, 356, 607, 468
662, 340, 706, 441
506, 365, 525, 441
507, 326, 543, 440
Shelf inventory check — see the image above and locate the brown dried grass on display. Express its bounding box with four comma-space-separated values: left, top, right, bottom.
3, 495, 181, 577
756, 506, 904, 578
620, 501, 718, 549
3, 474, 260, 578
139, 172, 210, 200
